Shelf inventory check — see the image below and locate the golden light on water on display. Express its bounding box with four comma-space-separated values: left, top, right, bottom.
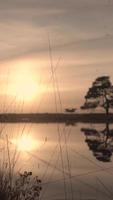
11, 135, 39, 151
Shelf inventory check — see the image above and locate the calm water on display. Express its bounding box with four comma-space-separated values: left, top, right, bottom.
0, 122, 113, 200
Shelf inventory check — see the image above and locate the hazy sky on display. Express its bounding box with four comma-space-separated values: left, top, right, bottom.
0, 0, 113, 112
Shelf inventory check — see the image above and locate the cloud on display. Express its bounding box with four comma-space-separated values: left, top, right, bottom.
0, 0, 113, 62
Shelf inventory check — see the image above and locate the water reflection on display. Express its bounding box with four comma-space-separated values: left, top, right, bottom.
11, 134, 39, 151
0, 123, 113, 200
81, 123, 113, 162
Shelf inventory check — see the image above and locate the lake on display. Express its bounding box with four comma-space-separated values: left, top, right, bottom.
0, 122, 113, 200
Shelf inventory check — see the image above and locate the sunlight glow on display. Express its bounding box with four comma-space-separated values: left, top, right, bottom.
11, 135, 39, 151
9, 67, 40, 102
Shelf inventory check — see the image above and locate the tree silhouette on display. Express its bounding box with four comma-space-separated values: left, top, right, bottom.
81, 123, 113, 162
81, 76, 113, 115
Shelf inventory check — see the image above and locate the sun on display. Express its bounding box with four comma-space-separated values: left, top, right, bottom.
15, 71, 38, 101
16, 74, 38, 101
9, 68, 39, 102
11, 135, 38, 152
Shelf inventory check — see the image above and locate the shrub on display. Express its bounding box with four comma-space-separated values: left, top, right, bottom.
0, 171, 42, 200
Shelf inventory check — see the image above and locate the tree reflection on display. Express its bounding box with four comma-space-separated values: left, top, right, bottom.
81, 123, 113, 162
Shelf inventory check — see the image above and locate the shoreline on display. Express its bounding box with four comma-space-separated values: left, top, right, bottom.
0, 113, 113, 123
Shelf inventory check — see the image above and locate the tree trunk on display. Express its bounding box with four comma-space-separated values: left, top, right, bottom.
104, 94, 109, 116
106, 107, 109, 116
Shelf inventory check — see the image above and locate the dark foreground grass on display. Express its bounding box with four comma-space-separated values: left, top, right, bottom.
0, 171, 42, 200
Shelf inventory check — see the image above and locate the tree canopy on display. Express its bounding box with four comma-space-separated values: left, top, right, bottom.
81, 76, 113, 115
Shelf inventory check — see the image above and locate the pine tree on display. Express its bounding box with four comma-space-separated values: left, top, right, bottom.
81, 76, 113, 115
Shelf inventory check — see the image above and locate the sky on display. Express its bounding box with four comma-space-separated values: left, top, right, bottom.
0, 0, 113, 112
